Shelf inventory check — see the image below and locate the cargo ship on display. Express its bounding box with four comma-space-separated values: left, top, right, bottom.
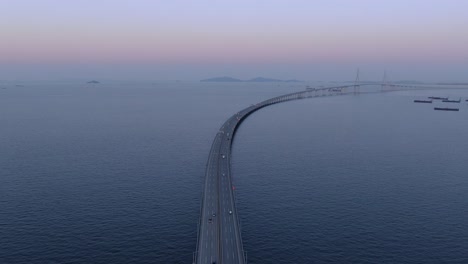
428, 96, 448, 100
414, 100, 432, 103
434, 107, 459, 111
442, 98, 461, 103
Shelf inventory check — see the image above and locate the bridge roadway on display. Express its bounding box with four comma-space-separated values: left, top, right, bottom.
194, 85, 359, 264
194, 82, 464, 264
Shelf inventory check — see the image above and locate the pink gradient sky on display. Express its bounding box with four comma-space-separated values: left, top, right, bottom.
1, 0, 468, 81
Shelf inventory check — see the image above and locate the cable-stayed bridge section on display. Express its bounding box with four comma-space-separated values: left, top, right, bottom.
194, 81, 467, 264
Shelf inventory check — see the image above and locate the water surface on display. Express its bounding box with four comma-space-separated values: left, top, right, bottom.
1, 82, 467, 263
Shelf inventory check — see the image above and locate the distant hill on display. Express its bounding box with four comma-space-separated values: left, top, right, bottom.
248, 77, 283, 82
201, 77, 242, 82
248, 77, 302, 82
394, 80, 425, 84
201, 76, 302, 82
436, 82, 468, 85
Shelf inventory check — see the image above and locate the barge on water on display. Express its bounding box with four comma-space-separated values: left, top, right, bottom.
434, 107, 459, 111
442, 98, 461, 103
428, 96, 448, 100
414, 100, 432, 103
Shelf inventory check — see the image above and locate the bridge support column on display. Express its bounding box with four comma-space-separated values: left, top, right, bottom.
381, 70, 388, 92
354, 68, 360, 95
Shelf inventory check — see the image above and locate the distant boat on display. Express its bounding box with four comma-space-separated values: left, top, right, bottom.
442, 98, 461, 103
434, 107, 459, 111
428, 96, 448, 100
87, 80, 100, 84
414, 100, 432, 103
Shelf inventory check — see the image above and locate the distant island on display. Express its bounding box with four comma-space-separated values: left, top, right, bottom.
436, 82, 468, 85
201, 76, 302, 83
87, 80, 100, 84
342, 80, 426, 84
201, 77, 243, 82
248, 77, 302, 83
394, 80, 425, 84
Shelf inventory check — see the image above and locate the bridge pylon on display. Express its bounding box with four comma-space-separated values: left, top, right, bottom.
353, 68, 360, 95
382, 70, 389, 91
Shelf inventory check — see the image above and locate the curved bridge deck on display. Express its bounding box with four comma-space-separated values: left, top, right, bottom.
193, 83, 466, 264
194, 85, 358, 264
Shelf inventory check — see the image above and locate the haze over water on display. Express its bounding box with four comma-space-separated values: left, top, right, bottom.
2, 0, 468, 81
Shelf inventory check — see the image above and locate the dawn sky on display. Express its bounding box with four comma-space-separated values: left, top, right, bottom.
1, 0, 468, 81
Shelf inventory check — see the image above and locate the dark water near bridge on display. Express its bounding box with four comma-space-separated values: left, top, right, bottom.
1, 81, 468, 263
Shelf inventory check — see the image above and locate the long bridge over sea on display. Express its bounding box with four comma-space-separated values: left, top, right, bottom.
193, 76, 467, 264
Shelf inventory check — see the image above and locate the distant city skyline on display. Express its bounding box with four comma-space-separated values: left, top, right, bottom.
1, 0, 467, 81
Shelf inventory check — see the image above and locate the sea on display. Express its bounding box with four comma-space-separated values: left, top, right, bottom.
1, 81, 467, 263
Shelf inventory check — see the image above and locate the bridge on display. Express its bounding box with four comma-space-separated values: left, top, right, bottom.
193, 76, 467, 264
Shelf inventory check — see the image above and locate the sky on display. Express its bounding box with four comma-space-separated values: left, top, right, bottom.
1, 0, 468, 81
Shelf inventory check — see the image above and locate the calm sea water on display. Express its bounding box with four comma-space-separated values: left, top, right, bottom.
1, 81, 467, 263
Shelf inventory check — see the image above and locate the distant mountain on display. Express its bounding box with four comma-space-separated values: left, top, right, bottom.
436, 82, 468, 85
201, 77, 242, 82
248, 77, 283, 82
201, 76, 303, 82
87, 80, 100, 84
394, 80, 424, 84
